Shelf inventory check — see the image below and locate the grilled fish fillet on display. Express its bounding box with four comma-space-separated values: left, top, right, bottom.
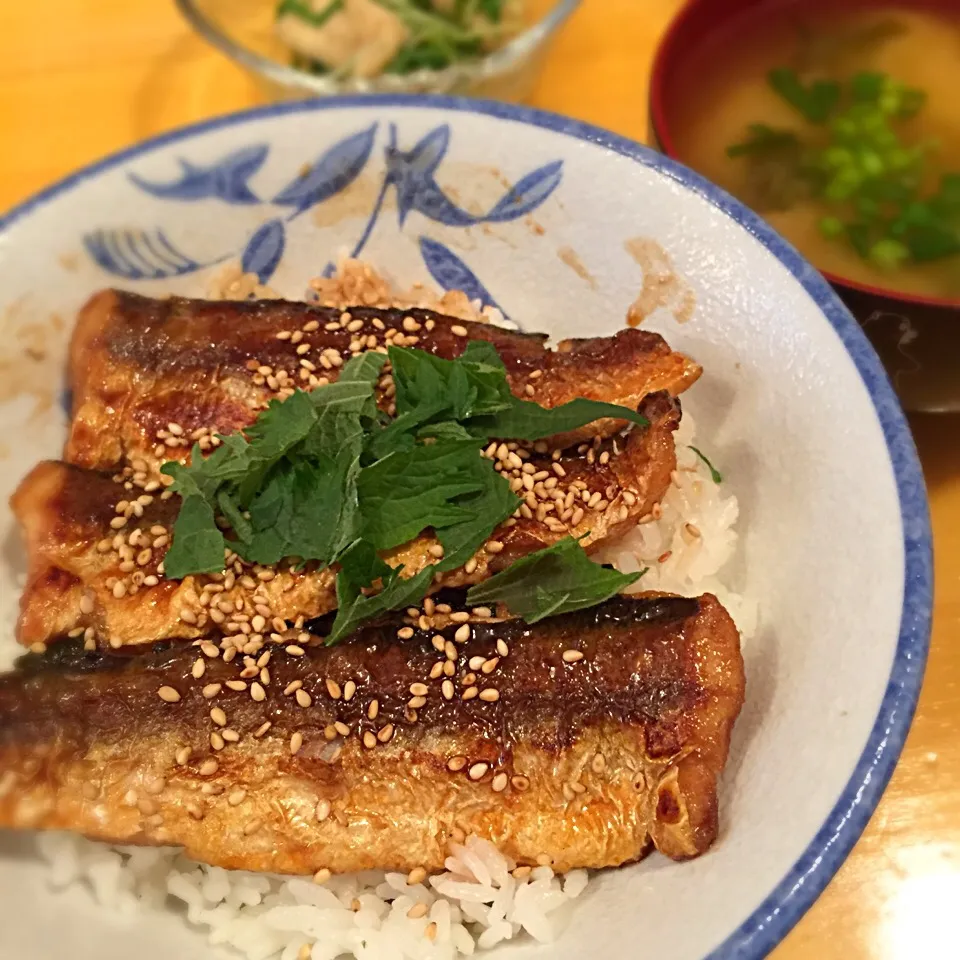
14, 393, 681, 650
0, 594, 744, 874
65, 290, 701, 472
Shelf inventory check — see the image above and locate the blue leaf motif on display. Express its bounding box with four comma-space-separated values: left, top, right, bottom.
418, 237, 515, 327
83, 228, 204, 280
272, 124, 377, 214
129, 145, 268, 205
485, 160, 563, 222
406, 182, 479, 228
241, 219, 286, 284
387, 125, 479, 228
406, 125, 450, 178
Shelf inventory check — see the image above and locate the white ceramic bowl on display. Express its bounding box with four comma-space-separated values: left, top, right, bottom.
0, 97, 932, 960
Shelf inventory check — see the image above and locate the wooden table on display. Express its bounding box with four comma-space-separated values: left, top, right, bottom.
2, 1, 959, 956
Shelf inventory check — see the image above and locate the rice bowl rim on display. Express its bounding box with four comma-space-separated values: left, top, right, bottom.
0, 94, 933, 960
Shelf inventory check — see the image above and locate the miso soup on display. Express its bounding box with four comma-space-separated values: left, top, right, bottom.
670, 4, 960, 302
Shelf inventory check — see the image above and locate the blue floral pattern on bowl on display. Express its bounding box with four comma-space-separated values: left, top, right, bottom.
82, 122, 563, 325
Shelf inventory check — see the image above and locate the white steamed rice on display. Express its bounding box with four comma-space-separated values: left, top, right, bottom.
26, 259, 755, 960
37, 832, 587, 960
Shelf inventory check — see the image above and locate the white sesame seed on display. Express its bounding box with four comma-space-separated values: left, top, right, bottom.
468, 762, 488, 781
157, 686, 181, 703
251, 682, 267, 702
403, 900, 428, 920
479, 688, 499, 702
442, 679, 454, 700
377, 724, 394, 743
362, 731, 377, 749
481, 657, 499, 674
454, 624, 471, 643
313, 868, 331, 885
290, 732, 304, 755
199, 759, 219, 776
326, 679, 342, 700
409, 682, 428, 697
492, 773, 508, 792
210, 706, 227, 726
496, 639, 509, 657
175, 746, 192, 766
451, 324, 468, 337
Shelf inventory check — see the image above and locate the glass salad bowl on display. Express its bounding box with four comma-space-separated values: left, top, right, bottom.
176, 0, 581, 103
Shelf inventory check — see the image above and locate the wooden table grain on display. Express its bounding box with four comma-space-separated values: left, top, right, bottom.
2, 1, 959, 957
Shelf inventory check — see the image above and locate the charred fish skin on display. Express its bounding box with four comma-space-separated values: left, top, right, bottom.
0, 594, 744, 875
13, 393, 681, 651
65, 290, 701, 471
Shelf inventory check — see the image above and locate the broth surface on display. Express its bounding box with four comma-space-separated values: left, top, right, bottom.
671, 4, 960, 301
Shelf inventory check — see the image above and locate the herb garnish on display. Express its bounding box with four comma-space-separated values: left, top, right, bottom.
727, 69, 960, 268
465, 537, 643, 623
161, 343, 650, 643
689, 446, 723, 484
768, 68, 841, 124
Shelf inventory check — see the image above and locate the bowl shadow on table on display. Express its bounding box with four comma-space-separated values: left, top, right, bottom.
908, 413, 960, 490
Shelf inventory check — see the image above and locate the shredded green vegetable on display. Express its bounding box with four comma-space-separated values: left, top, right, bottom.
277, 0, 511, 77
